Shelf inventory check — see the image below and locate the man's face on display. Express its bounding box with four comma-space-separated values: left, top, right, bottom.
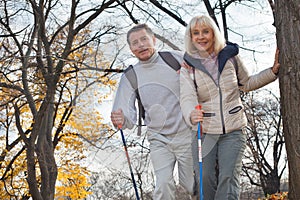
128, 29, 156, 61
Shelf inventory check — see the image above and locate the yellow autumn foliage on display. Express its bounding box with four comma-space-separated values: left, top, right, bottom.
0, 149, 29, 199
55, 133, 92, 199
1, 23, 116, 199
55, 163, 92, 199
259, 192, 289, 200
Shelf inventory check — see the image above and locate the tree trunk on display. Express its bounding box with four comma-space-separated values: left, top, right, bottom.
27, 145, 43, 200
261, 170, 280, 196
37, 100, 57, 199
275, 1, 300, 199
27, 92, 57, 200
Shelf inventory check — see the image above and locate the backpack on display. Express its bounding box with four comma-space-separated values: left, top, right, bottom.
124, 51, 181, 135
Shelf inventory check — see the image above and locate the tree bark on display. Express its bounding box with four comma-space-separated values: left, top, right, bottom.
36, 96, 57, 199
275, 1, 300, 199
27, 93, 57, 200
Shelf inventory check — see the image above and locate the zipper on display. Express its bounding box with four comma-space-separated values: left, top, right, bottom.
217, 76, 226, 134
194, 69, 225, 134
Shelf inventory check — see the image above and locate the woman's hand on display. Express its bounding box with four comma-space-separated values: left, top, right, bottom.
272, 48, 280, 75
181, 61, 194, 73
190, 108, 204, 125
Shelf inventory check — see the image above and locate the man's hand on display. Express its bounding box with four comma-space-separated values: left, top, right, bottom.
111, 109, 125, 128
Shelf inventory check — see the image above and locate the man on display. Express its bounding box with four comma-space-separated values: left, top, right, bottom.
111, 24, 197, 200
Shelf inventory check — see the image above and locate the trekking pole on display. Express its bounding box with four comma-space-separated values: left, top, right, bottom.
195, 105, 203, 200
118, 125, 140, 200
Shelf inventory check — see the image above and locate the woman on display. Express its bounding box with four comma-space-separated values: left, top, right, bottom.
180, 15, 280, 200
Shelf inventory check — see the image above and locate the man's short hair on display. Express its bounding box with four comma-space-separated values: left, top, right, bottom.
127, 23, 154, 45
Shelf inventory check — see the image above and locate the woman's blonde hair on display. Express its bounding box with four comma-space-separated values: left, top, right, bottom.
185, 15, 226, 55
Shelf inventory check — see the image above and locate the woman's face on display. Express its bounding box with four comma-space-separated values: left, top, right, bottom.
191, 23, 215, 56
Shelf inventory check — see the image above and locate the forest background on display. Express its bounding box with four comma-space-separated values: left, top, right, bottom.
0, 0, 299, 199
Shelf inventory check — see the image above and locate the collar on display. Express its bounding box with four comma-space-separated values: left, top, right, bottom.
139, 51, 159, 65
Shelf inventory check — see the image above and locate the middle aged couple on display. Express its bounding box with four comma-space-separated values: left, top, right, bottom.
111, 15, 280, 200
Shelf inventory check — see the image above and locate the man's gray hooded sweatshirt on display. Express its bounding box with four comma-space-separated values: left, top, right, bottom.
112, 51, 189, 136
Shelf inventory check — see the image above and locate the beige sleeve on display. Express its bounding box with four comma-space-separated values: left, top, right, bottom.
236, 55, 277, 92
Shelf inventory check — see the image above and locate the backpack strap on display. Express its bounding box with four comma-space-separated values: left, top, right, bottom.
158, 51, 181, 71
124, 65, 144, 136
